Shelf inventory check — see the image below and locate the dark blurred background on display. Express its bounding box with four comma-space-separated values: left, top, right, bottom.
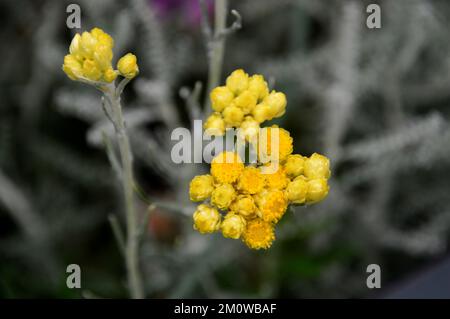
1, 0, 450, 298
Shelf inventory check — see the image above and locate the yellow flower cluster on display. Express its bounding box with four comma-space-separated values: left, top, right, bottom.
204, 69, 287, 137
62, 28, 139, 83
190, 151, 331, 249
190, 69, 331, 250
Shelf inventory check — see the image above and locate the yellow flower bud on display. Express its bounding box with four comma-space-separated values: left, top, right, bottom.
221, 213, 246, 239
234, 90, 257, 114
204, 113, 225, 136
248, 74, 269, 101
285, 176, 308, 204
264, 91, 287, 118
242, 219, 275, 250
82, 59, 102, 81
210, 86, 234, 112
238, 116, 260, 142
222, 105, 244, 127
252, 103, 272, 123
304, 153, 331, 179
62, 54, 83, 80
284, 154, 306, 179
211, 183, 236, 210
237, 166, 264, 195
230, 195, 257, 218
117, 53, 139, 79
226, 69, 249, 95
193, 204, 221, 234
306, 178, 329, 204
211, 151, 244, 184
91, 27, 114, 48
189, 174, 215, 202
103, 68, 118, 83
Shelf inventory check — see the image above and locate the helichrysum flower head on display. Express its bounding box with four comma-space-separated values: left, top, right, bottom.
242, 219, 275, 250
304, 153, 331, 179
264, 166, 289, 190
226, 69, 249, 95
204, 112, 226, 136
306, 178, 329, 204
230, 195, 257, 218
285, 176, 308, 205
117, 53, 139, 79
210, 86, 234, 112
211, 183, 236, 210
63, 28, 118, 83
221, 213, 247, 239
193, 204, 221, 234
189, 174, 214, 202
258, 125, 293, 162
255, 189, 288, 224
211, 151, 244, 184
237, 166, 264, 195
284, 154, 306, 179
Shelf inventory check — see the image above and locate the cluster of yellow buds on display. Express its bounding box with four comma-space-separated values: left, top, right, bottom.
190, 69, 331, 249
189, 149, 330, 249
204, 69, 286, 137
62, 28, 139, 83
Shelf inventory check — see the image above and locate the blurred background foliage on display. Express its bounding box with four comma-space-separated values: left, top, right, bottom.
1, 0, 450, 298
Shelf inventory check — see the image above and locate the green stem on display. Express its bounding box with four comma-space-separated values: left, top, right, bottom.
205, 0, 228, 111
107, 86, 144, 299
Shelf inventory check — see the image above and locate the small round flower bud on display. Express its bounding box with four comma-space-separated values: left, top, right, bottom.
230, 195, 257, 218
264, 91, 287, 118
210, 86, 234, 112
252, 103, 272, 123
248, 74, 269, 101
234, 90, 257, 114
238, 116, 260, 142
117, 53, 139, 78
193, 204, 221, 234
304, 153, 331, 179
226, 69, 249, 95
211, 183, 236, 210
306, 178, 329, 204
103, 68, 118, 83
204, 113, 225, 136
284, 154, 306, 179
221, 213, 246, 239
222, 105, 244, 127
189, 174, 215, 202
285, 176, 308, 204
